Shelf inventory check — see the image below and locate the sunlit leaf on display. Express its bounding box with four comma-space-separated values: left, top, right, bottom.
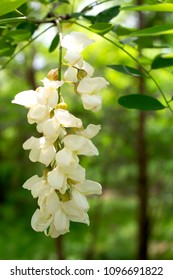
107, 64, 146, 77
130, 24, 173, 37
49, 33, 59, 52
89, 23, 113, 35
0, 0, 27, 16
118, 94, 165, 111
121, 3, 173, 12
151, 54, 173, 69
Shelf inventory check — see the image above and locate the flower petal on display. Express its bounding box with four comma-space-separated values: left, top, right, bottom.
72, 189, 89, 211
64, 67, 78, 83
64, 50, 83, 67
12, 90, 37, 107
62, 31, 94, 52
77, 77, 109, 95
31, 209, 53, 232
55, 109, 82, 128
74, 180, 102, 195
81, 93, 102, 112
77, 124, 101, 138
56, 147, 79, 168
62, 200, 89, 225
63, 135, 99, 156
47, 166, 66, 190
54, 208, 70, 233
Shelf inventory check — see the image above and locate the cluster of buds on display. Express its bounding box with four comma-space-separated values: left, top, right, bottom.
12, 31, 109, 238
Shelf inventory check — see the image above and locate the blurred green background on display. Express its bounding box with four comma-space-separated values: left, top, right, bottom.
1, 0, 173, 260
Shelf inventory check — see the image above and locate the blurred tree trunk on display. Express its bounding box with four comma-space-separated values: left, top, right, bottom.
136, 0, 149, 259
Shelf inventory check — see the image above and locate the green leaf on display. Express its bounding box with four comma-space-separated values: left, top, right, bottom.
0, 0, 27, 16
107, 64, 146, 77
17, 22, 37, 35
59, 0, 70, 3
121, 3, 173, 12
94, 6, 120, 23
151, 54, 173, 69
5, 29, 31, 42
49, 33, 59, 53
130, 24, 173, 37
0, 39, 16, 56
89, 23, 113, 35
118, 94, 165, 111
83, 6, 120, 24
113, 24, 136, 36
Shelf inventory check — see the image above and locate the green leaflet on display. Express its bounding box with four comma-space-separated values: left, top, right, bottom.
107, 64, 146, 77
49, 33, 59, 53
0, 0, 27, 16
89, 23, 113, 35
151, 55, 173, 69
121, 3, 173, 12
118, 94, 165, 111
130, 24, 173, 37
6, 29, 31, 43
83, 6, 120, 24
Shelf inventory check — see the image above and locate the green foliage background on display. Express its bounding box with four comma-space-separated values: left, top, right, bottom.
1, 0, 173, 259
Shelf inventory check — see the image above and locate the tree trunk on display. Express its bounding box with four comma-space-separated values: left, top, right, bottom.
136, 0, 149, 260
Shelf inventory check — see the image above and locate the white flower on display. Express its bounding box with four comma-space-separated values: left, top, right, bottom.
76, 124, 101, 138
77, 76, 109, 111
27, 103, 50, 124
63, 134, 99, 156
37, 78, 63, 108
36, 109, 82, 139
23, 175, 53, 198
74, 180, 102, 195
36, 116, 61, 138
62, 32, 94, 67
55, 109, 82, 128
55, 147, 79, 168
42, 77, 63, 89
82, 61, 94, 77
61, 199, 89, 225
64, 51, 83, 68
77, 77, 109, 95
23, 136, 56, 166
64, 67, 78, 83
81, 93, 102, 112
62, 31, 94, 52
31, 208, 53, 232
71, 188, 90, 211
47, 164, 85, 192
12, 90, 37, 107
12, 78, 64, 124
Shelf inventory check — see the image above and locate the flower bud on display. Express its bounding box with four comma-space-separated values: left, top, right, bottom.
56, 102, 68, 110
77, 69, 87, 80
47, 69, 58, 81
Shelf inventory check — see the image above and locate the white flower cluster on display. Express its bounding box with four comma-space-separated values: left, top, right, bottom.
12, 31, 109, 238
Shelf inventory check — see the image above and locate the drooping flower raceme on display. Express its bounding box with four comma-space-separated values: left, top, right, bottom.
12, 31, 108, 238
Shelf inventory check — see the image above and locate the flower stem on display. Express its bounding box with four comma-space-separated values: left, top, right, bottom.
56, 20, 63, 103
